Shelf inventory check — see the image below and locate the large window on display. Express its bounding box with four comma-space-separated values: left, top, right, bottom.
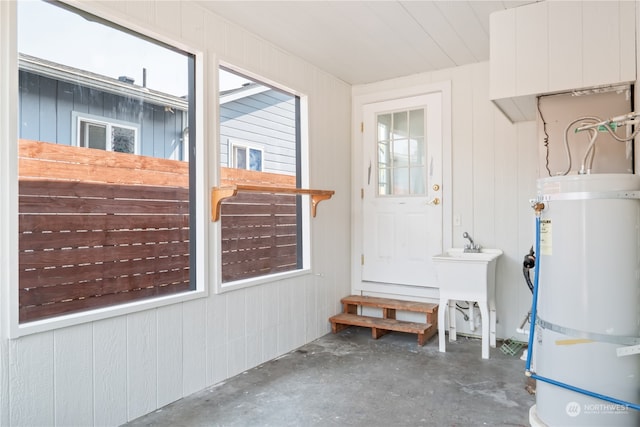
17, 1, 197, 323
219, 67, 303, 285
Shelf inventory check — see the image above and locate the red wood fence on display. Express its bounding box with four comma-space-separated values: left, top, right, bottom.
18, 139, 297, 322
18, 139, 191, 322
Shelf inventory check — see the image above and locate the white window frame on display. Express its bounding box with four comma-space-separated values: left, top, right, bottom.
216, 62, 311, 294
5, 1, 208, 338
72, 112, 140, 155
228, 139, 264, 171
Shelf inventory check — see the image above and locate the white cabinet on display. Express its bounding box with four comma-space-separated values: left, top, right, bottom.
490, 1, 636, 122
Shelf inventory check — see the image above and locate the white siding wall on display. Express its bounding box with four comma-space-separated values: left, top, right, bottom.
352, 62, 540, 342
0, 1, 351, 425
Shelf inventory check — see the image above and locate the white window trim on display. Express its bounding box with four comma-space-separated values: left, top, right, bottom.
228, 139, 264, 171
215, 62, 311, 294
72, 111, 140, 155
5, 2, 208, 338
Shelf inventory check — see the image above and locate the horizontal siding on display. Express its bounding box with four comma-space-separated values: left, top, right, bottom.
220, 89, 296, 174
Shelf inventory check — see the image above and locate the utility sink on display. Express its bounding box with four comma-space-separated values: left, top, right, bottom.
432, 248, 503, 359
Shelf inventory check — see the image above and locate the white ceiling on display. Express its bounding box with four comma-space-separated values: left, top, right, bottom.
198, 1, 536, 85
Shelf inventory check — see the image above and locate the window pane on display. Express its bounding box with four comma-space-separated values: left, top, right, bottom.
393, 167, 410, 195
409, 108, 424, 137
392, 139, 409, 167
378, 107, 427, 196
378, 141, 390, 168
219, 67, 300, 283
377, 113, 391, 142
17, 0, 196, 323
249, 148, 262, 171
393, 111, 408, 136
379, 168, 391, 195
410, 167, 426, 194
410, 138, 425, 166
235, 147, 247, 169
112, 126, 135, 153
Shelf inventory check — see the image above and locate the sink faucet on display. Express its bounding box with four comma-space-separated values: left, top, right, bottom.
463, 232, 481, 253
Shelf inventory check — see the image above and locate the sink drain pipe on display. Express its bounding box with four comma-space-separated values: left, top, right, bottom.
525, 203, 640, 412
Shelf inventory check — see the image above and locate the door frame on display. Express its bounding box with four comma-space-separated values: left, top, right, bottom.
351, 81, 452, 299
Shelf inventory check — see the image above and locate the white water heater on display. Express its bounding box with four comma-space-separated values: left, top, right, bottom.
532, 174, 640, 426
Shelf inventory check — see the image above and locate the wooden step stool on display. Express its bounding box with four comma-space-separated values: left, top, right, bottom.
329, 295, 438, 345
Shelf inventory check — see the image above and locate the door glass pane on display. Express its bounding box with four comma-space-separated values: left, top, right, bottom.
379, 168, 391, 195
393, 111, 408, 136
393, 139, 409, 167
378, 140, 390, 168
409, 109, 424, 137
410, 167, 425, 194
393, 167, 410, 195
377, 113, 391, 142
377, 107, 426, 196
410, 138, 424, 166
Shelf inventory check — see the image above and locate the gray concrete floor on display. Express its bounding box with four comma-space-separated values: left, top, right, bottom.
125, 328, 535, 427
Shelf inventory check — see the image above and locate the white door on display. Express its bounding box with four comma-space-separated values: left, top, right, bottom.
361, 93, 443, 287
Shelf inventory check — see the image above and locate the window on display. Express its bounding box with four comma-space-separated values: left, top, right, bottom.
74, 113, 139, 154
230, 141, 263, 171
377, 108, 426, 196
219, 66, 304, 286
17, 1, 198, 324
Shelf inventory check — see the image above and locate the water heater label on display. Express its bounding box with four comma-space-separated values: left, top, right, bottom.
540, 219, 552, 255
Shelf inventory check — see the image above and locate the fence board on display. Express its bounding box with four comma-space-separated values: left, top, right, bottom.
18, 139, 299, 320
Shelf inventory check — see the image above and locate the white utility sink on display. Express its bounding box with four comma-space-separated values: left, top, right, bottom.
432, 248, 503, 359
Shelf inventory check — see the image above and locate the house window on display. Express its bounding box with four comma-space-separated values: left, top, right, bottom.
219, 66, 304, 286
17, 0, 198, 325
230, 142, 263, 171
75, 113, 139, 154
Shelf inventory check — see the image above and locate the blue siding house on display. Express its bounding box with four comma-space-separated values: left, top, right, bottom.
19, 53, 297, 175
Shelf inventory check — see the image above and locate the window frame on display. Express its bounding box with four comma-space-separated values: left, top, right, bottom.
72, 111, 140, 154
7, 1, 208, 338
228, 139, 264, 171
215, 62, 311, 294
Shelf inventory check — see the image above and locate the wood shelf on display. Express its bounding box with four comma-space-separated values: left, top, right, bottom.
211, 184, 334, 221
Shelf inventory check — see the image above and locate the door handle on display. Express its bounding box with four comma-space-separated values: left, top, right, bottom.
427, 197, 440, 206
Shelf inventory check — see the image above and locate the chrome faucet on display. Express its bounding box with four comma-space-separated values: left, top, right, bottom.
463, 232, 481, 253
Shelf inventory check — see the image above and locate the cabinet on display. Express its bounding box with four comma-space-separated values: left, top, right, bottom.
490, 1, 636, 122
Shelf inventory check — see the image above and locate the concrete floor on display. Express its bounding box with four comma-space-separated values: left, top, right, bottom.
125, 328, 535, 427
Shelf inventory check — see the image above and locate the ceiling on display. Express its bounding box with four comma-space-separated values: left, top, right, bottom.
198, 1, 535, 85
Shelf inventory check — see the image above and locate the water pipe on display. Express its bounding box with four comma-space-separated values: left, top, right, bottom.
525, 202, 640, 411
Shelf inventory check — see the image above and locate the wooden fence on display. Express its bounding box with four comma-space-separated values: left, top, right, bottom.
18, 139, 191, 322
18, 139, 297, 322
217, 163, 298, 283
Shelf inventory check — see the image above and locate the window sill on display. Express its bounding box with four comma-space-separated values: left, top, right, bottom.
215, 268, 311, 294
11, 288, 208, 339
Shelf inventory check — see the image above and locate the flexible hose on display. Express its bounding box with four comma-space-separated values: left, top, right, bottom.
580, 128, 598, 174
561, 116, 601, 175
525, 215, 640, 411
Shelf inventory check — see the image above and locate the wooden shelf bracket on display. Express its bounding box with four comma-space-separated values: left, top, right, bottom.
211, 184, 335, 221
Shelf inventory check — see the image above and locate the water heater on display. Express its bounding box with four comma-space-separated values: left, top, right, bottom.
531, 173, 640, 426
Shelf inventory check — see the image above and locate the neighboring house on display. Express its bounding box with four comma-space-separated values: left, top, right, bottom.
19, 53, 297, 175
220, 82, 296, 175
19, 53, 188, 161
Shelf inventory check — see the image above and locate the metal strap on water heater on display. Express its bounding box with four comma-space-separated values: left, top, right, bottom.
536, 190, 640, 202
536, 316, 640, 346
